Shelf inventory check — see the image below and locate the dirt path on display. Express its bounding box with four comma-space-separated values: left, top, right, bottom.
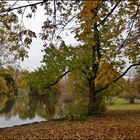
0, 111, 140, 139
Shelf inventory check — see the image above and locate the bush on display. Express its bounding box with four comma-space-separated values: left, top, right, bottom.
59, 99, 88, 120
59, 90, 88, 120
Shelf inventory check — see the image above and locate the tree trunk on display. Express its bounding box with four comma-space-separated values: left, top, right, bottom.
87, 20, 103, 115
129, 98, 135, 104
88, 79, 95, 115
88, 78, 105, 115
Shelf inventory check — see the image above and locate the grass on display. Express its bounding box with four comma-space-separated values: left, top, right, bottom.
107, 98, 140, 111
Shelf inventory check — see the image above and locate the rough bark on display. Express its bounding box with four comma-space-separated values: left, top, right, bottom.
88, 76, 105, 115
88, 21, 102, 115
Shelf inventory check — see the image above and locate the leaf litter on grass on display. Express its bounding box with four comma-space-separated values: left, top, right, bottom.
0, 110, 140, 139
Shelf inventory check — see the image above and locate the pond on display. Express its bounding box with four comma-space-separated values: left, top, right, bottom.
0, 95, 66, 128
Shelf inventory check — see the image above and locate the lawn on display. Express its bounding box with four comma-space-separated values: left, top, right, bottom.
107, 98, 140, 111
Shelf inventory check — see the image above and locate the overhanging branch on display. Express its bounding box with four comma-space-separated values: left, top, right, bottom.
45, 68, 74, 88
0, 1, 43, 14
95, 63, 140, 94
113, 63, 140, 82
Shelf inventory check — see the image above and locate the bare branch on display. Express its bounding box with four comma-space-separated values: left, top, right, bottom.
58, 14, 77, 36
11, 0, 19, 7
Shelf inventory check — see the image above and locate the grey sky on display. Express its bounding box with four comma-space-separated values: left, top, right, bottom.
18, 2, 45, 71
16, 1, 77, 71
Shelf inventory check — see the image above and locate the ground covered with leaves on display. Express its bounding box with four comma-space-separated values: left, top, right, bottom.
0, 110, 140, 139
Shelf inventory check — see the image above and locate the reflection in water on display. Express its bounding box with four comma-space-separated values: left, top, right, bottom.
0, 95, 62, 128
0, 98, 14, 114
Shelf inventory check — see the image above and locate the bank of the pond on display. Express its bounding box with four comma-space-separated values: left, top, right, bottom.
0, 110, 140, 139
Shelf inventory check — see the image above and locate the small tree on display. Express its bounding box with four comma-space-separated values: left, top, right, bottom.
123, 78, 138, 103
0, 69, 17, 96
16, 70, 30, 91
104, 83, 123, 105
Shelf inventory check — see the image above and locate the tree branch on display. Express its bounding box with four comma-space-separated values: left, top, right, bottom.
58, 14, 77, 36
81, 69, 92, 81
94, 23, 101, 60
113, 63, 140, 82
97, 0, 122, 27
0, 2, 43, 14
117, 5, 139, 52
115, 82, 124, 89
45, 69, 74, 88
95, 63, 140, 94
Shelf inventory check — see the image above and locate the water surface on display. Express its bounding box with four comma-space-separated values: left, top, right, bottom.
0, 95, 62, 128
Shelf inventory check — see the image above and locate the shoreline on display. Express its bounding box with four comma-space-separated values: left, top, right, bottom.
0, 110, 140, 139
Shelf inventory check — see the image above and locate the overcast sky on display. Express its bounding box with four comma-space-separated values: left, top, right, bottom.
17, 2, 46, 71
15, 1, 78, 71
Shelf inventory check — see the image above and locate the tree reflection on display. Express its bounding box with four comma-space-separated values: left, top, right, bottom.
0, 98, 14, 113
0, 93, 64, 121
14, 95, 57, 120
0, 96, 9, 112
0, 96, 15, 119
28, 96, 57, 120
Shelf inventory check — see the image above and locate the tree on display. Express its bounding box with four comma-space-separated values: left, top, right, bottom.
74, 0, 140, 114
42, 1, 140, 114
0, 1, 36, 63
16, 70, 30, 90
123, 79, 135, 103
124, 68, 140, 103
134, 68, 140, 96
0, 67, 17, 96
1, 0, 140, 115
0, 76, 9, 95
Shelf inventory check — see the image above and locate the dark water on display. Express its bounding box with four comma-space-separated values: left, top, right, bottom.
0, 95, 65, 128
